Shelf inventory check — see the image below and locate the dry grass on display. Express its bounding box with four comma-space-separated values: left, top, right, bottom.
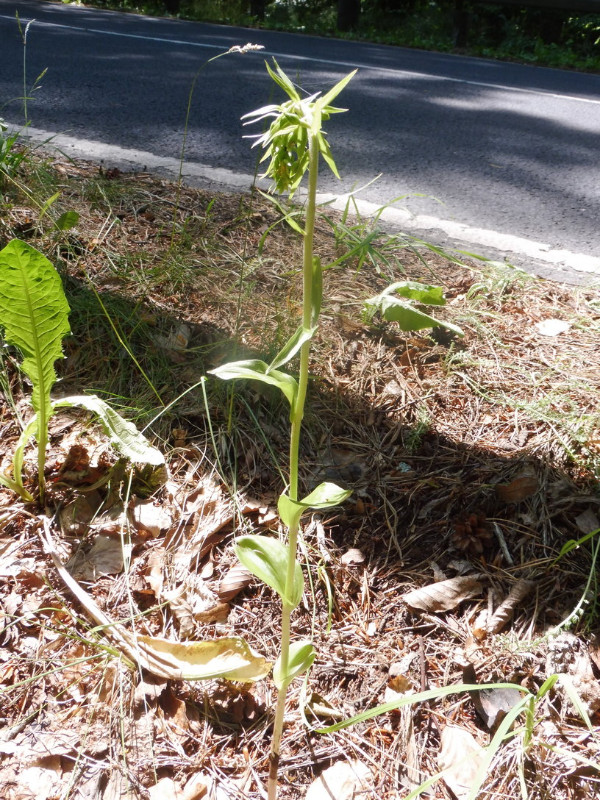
1, 152, 600, 800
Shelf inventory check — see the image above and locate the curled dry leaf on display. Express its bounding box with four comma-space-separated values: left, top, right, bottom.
217, 563, 254, 601
496, 473, 538, 504
487, 578, 536, 634
403, 576, 482, 613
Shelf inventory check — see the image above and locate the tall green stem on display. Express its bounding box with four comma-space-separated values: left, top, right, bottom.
267, 133, 320, 800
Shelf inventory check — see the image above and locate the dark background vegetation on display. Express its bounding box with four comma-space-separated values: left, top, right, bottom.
80, 0, 600, 71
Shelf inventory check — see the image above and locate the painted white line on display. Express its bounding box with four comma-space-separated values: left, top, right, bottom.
10, 124, 600, 278
2, 12, 600, 106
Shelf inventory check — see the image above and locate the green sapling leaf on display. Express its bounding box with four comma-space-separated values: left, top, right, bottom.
52, 395, 165, 466
378, 281, 446, 305
268, 325, 317, 373
364, 281, 464, 336
273, 641, 316, 690
278, 482, 352, 530
0, 239, 70, 419
209, 359, 298, 411
236, 535, 304, 609
0, 239, 71, 498
55, 210, 80, 232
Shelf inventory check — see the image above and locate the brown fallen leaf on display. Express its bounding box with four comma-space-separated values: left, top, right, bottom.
218, 563, 254, 601
487, 579, 536, 634
496, 473, 538, 504
306, 760, 373, 800
402, 576, 482, 613
439, 725, 487, 800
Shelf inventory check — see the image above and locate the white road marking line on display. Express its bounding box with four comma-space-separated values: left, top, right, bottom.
9, 123, 600, 278
1, 13, 600, 105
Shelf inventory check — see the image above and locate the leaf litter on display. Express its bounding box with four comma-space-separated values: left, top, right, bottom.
1, 153, 600, 799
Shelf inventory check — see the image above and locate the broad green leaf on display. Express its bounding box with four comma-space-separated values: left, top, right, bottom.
278, 482, 352, 530
55, 210, 80, 231
303, 482, 352, 508
268, 325, 317, 373
273, 641, 316, 690
365, 293, 464, 336
135, 635, 271, 682
236, 535, 304, 609
7, 394, 164, 500
0, 239, 71, 498
209, 359, 298, 410
0, 239, 70, 421
51, 395, 165, 466
379, 281, 446, 306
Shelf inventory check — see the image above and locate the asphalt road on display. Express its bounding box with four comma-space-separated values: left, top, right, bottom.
1, 0, 600, 282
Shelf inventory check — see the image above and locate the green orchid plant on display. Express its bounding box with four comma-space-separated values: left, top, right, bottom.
210, 60, 355, 799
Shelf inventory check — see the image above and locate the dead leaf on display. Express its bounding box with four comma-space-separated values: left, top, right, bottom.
403, 576, 482, 613
534, 318, 571, 336
575, 509, 600, 535
135, 635, 271, 682
487, 579, 536, 634
148, 778, 184, 800
306, 760, 373, 800
462, 663, 522, 731
131, 498, 173, 537
439, 725, 487, 800
496, 473, 538, 503
217, 563, 254, 601
304, 692, 344, 721
340, 547, 366, 566
67, 533, 129, 580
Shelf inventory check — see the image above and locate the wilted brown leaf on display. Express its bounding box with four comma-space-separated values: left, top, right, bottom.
217, 563, 254, 601
402, 576, 482, 612
496, 473, 539, 503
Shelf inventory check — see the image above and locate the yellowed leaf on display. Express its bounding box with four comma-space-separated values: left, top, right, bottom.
135, 635, 271, 682
403, 576, 482, 612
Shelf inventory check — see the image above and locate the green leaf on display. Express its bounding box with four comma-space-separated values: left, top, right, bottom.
55, 210, 80, 231
209, 359, 298, 410
39, 191, 61, 220
268, 325, 317, 373
365, 292, 464, 335
236, 535, 304, 609
278, 482, 352, 530
0, 239, 70, 422
266, 59, 301, 102
379, 281, 446, 305
273, 641, 316, 690
316, 682, 527, 734
52, 395, 165, 465
316, 69, 357, 114
0, 239, 71, 497
135, 635, 271, 682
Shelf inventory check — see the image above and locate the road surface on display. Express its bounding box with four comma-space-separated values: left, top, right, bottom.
1, 0, 599, 282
